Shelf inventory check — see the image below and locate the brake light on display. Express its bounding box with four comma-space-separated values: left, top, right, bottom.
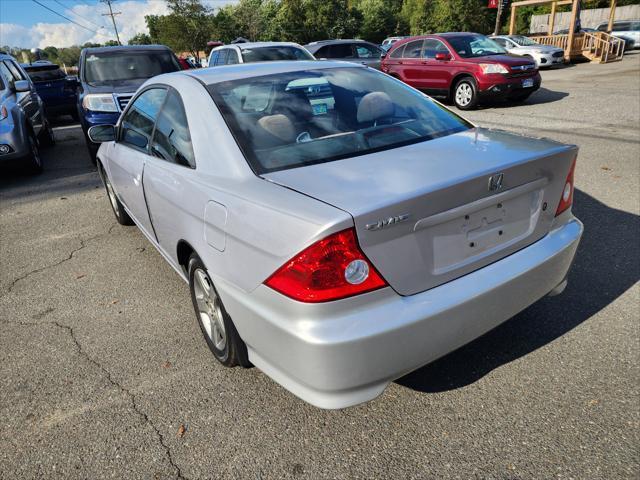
265, 228, 387, 303
556, 157, 577, 216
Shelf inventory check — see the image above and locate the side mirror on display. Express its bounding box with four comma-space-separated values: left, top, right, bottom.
13, 80, 30, 93
88, 124, 116, 143
435, 52, 452, 61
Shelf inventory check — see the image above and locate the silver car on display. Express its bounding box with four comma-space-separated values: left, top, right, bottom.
491, 35, 565, 67
0, 51, 55, 173
304, 40, 385, 69
89, 61, 583, 409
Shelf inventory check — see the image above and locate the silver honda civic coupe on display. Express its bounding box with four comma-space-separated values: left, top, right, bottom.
89, 61, 583, 409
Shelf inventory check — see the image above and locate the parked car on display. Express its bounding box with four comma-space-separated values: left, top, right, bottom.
596, 20, 640, 49
21, 63, 79, 120
207, 42, 314, 67
381, 36, 409, 51
78, 45, 181, 162
88, 60, 582, 409
304, 39, 385, 69
381, 33, 541, 110
491, 35, 564, 67
0, 51, 55, 173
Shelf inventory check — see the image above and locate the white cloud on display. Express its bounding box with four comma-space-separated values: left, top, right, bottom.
1, 0, 172, 49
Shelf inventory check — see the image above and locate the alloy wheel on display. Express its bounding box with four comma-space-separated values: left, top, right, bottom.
456, 83, 473, 107
193, 268, 227, 351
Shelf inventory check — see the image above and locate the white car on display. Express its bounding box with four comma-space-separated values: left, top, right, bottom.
491, 35, 565, 67
207, 42, 314, 67
597, 20, 640, 49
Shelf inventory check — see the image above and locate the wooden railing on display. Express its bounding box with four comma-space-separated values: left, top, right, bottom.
529, 32, 625, 62
581, 31, 625, 63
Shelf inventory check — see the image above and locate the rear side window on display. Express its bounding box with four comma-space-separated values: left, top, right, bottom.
240, 46, 314, 62
0, 62, 15, 88
328, 44, 354, 58
120, 88, 167, 151
25, 67, 65, 82
403, 40, 424, 58
151, 90, 195, 168
389, 44, 405, 58
210, 51, 220, 66
216, 49, 228, 66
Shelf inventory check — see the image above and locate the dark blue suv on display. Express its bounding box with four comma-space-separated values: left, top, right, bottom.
22, 62, 78, 120
77, 45, 181, 162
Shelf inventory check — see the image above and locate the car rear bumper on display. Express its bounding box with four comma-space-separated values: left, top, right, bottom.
216, 216, 583, 409
478, 73, 541, 99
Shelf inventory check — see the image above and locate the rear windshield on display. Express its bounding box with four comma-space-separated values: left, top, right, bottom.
209, 67, 471, 174
240, 46, 314, 63
83, 51, 180, 83
25, 66, 66, 82
447, 35, 507, 58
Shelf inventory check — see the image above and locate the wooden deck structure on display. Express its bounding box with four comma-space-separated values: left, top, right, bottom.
508, 0, 625, 63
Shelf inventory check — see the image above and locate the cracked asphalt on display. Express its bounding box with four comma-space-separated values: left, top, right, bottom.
1, 54, 639, 480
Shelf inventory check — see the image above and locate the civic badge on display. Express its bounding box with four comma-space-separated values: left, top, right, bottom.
488, 173, 504, 192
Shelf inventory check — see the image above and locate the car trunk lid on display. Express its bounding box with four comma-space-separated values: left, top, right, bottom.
263, 128, 577, 296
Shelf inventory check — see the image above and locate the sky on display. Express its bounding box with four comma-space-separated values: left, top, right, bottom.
0, 0, 233, 49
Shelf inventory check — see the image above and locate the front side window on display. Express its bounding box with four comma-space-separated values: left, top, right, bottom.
151, 90, 195, 168
240, 46, 314, 62
120, 88, 166, 151
355, 44, 381, 59
403, 40, 424, 58
322, 44, 354, 59
447, 35, 506, 58
612, 22, 631, 31
209, 67, 471, 174
5, 61, 26, 81
423, 39, 450, 58
83, 51, 180, 83
0, 62, 15, 88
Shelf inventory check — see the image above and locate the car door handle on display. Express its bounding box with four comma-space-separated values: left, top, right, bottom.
398, 61, 404, 65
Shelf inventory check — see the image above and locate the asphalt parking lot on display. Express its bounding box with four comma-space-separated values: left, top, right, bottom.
1, 54, 639, 480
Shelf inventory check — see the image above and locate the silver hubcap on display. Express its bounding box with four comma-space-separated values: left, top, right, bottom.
193, 268, 226, 351
456, 83, 473, 106
105, 177, 120, 216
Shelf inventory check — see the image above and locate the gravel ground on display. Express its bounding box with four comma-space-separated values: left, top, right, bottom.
1, 53, 638, 480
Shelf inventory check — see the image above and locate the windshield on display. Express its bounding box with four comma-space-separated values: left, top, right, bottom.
209, 67, 471, 173
83, 51, 180, 83
511, 36, 540, 47
447, 35, 507, 58
240, 46, 314, 63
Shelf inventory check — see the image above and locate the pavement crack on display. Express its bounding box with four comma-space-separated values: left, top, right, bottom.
1, 224, 118, 298
47, 319, 187, 480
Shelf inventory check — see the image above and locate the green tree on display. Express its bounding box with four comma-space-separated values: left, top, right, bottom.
356, 0, 404, 43
128, 33, 153, 45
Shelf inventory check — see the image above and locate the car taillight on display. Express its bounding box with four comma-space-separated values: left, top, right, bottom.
556, 156, 577, 216
0, 105, 7, 120
264, 228, 387, 303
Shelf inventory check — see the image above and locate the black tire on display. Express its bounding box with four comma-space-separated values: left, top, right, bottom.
25, 129, 43, 174
453, 77, 479, 110
83, 129, 98, 165
98, 162, 134, 226
39, 118, 55, 147
188, 254, 251, 368
70, 110, 80, 122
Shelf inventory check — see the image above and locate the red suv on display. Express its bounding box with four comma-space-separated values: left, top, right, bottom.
381, 32, 541, 110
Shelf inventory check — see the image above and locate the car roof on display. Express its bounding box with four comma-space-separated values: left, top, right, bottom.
216, 42, 304, 50
182, 60, 362, 85
81, 44, 172, 54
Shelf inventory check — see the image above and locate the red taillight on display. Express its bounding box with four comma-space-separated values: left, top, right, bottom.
264, 228, 387, 303
556, 157, 577, 216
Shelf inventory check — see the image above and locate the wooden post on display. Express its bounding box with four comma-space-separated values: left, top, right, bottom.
565, 0, 580, 61
548, 1, 557, 35
607, 0, 617, 32
509, 5, 517, 34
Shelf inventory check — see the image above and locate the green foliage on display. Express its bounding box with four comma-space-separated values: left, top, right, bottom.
128, 33, 153, 45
